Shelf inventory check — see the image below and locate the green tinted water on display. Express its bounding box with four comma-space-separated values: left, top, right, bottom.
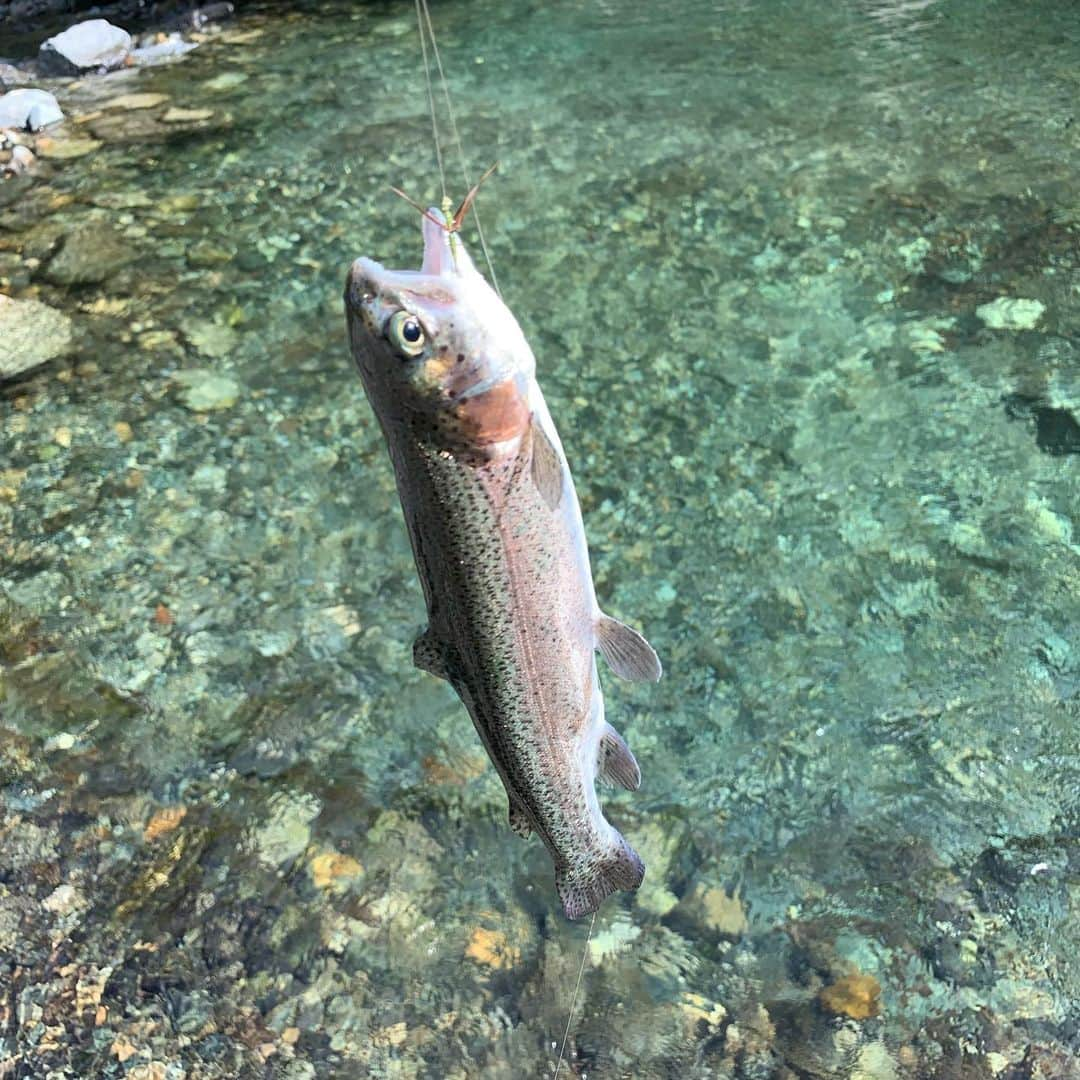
1, 0, 1078, 1076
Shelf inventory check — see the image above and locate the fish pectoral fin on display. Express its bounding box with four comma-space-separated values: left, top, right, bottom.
412, 626, 449, 681
508, 794, 533, 838
529, 415, 563, 511
596, 614, 662, 682
599, 723, 642, 791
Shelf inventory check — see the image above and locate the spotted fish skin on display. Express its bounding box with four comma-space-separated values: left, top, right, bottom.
344, 211, 660, 919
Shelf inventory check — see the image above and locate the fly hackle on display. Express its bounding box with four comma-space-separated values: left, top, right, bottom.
390, 160, 499, 234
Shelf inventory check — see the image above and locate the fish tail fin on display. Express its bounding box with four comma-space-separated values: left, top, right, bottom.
555, 833, 645, 921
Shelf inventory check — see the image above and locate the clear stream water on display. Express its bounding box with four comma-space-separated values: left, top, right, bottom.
1, 0, 1078, 1076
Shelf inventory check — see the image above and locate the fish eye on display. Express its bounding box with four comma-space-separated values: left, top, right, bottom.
387, 311, 426, 358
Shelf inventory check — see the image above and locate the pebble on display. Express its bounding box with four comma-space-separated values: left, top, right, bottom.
309, 851, 363, 890
173, 368, 241, 411
819, 971, 882, 1019
254, 791, 321, 867
203, 71, 248, 91
42, 883, 81, 914
101, 92, 170, 111
693, 883, 748, 938
162, 107, 214, 123
144, 806, 187, 842
34, 135, 102, 160
976, 297, 1045, 330
5, 144, 35, 175
465, 926, 519, 970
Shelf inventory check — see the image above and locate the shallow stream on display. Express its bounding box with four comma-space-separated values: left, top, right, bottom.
1, 0, 1079, 1076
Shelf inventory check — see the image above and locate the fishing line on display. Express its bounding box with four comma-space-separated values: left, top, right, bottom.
415, 0, 502, 296
554, 910, 596, 1079
414, 0, 447, 207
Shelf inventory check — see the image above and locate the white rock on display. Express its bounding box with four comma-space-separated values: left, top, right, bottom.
0, 88, 63, 132
976, 297, 1045, 330
39, 19, 132, 76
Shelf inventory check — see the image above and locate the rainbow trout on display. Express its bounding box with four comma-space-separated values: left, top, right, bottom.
344, 209, 661, 919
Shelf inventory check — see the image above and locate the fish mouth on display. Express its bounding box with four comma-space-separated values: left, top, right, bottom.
344, 206, 478, 321
420, 208, 478, 278
344, 257, 386, 338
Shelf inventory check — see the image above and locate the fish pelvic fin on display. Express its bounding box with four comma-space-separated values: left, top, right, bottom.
413, 627, 449, 681
599, 723, 641, 791
596, 614, 662, 682
555, 833, 645, 921
508, 795, 533, 838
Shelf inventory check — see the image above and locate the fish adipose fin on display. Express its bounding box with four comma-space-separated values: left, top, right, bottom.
412, 627, 449, 681
596, 614, 662, 682
556, 834, 645, 920
599, 723, 641, 791
508, 795, 533, 838
529, 415, 563, 510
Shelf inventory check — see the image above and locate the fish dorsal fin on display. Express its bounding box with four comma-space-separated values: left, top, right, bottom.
596, 614, 662, 682
599, 723, 641, 791
413, 626, 449, 681
529, 414, 563, 510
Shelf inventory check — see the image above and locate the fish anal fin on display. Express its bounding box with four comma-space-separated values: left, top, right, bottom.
556, 833, 645, 920
599, 723, 641, 791
413, 626, 449, 681
508, 794, 533, 838
529, 415, 563, 510
596, 614, 662, 682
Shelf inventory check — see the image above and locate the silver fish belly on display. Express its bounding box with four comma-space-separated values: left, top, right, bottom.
344, 211, 661, 919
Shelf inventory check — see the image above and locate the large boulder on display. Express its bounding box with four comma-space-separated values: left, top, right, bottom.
0, 295, 74, 382
0, 88, 63, 131
39, 20, 132, 76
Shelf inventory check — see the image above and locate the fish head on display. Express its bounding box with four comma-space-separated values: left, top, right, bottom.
345, 210, 536, 455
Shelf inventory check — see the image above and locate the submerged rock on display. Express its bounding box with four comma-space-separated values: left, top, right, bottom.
173, 368, 241, 411
0, 88, 63, 132
42, 220, 133, 285
33, 134, 101, 159
819, 971, 882, 1019
0, 295, 73, 381
100, 92, 170, 111
38, 20, 132, 76
976, 296, 1045, 330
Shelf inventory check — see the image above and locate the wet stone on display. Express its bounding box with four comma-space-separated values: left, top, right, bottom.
173, 368, 242, 411
42, 220, 135, 285
34, 134, 103, 159
101, 92, 170, 111
976, 296, 1045, 330
0, 295, 73, 380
